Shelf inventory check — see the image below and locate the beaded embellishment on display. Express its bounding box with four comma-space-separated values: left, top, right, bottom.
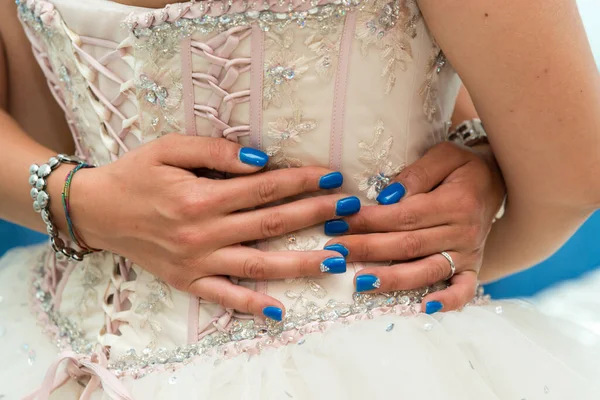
31, 249, 451, 378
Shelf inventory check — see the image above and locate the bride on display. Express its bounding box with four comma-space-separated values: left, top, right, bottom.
0, 0, 599, 398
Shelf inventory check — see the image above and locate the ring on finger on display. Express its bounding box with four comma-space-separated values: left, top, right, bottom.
440, 251, 456, 280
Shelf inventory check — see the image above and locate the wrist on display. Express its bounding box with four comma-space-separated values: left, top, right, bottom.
67, 166, 107, 251
45, 163, 75, 236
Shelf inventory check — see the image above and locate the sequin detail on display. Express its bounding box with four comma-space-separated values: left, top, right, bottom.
31, 248, 482, 378
130, 1, 360, 45
356, 0, 420, 94
136, 71, 183, 137
354, 121, 404, 200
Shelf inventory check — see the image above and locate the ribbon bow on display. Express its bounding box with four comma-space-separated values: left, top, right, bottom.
25, 350, 133, 400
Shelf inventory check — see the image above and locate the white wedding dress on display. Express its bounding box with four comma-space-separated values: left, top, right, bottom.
1, 0, 599, 399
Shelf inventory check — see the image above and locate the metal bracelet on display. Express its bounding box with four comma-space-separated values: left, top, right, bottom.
447, 118, 489, 147
29, 154, 92, 261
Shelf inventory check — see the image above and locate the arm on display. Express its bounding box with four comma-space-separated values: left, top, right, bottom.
418, 0, 600, 282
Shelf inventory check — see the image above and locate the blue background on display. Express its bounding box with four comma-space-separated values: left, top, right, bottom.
1, 0, 599, 298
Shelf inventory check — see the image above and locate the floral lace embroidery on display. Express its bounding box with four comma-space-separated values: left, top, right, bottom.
136, 70, 183, 136
261, 8, 345, 168
354, 121, 405, 200
76, 255, 104, 318
17, 3, 99, 163
420, 47, 448, 121
280, 234, 329, 324
263, 50, 310, 109
356, 0, 420, 94
265, 103, 317, 168
134, 278, 174, 348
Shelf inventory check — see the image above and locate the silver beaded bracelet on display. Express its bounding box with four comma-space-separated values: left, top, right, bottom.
29, 154, 90, 261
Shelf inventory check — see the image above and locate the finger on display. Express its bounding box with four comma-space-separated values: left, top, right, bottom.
420, 270, 478, 314
189, 276, 286, 321
217, 166, 342, 212
204, 246, 347, 278
344, 192, 457, 233
377, 142, 471, 205
151, 134, 270, 173
326, 227, 456, 262
225, 194, 360, 243
354, 252, 468, 293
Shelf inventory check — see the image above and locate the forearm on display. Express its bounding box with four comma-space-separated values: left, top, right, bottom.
0, 110, 70, 233
451, 90, 595, 282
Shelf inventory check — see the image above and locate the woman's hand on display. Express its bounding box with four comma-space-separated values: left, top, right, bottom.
324, 141, 505, 313
69, 134, 359, 320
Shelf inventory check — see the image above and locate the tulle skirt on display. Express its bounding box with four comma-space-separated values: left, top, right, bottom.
1, 246, 600, 400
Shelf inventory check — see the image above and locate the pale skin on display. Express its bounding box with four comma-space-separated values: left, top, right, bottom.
1, 0, 598, 317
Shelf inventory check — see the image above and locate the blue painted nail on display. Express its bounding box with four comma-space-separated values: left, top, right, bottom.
336, 196, 361, 216
324, 219, 349, 236
320, 257, 346, 274
319, 172, 343, 190
324, 244, 349, 258
376, 182, 406, 205
425, 301, 443, 315
263, 306, 283, 321
356, 274, 381, 293
239, 147, 269, 167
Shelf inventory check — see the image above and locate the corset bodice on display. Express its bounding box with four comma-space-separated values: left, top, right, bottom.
19, 0, 461, 377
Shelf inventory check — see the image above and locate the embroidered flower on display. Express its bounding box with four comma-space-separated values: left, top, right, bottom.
356, 0, 420, 94
420, 47, 447, 121
305, 32, 340, 79
265, 104, 317, 168
354, 121, 405, 200
135, 278, 174, 347
263, 50, 309, 109
136, 68, 182, 137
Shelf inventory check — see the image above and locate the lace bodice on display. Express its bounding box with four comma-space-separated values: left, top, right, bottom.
18, 0, 461, 377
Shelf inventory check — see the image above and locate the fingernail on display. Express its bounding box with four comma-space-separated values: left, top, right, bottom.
425, 301, 443, 315
319, 172, 343, 190
239, 147, 269, 167
324, 244, 349, 258
356, 274, 381, 293
324, 219, 349, 236
335, 196, 361, 216
320, 256, 346, 274
376, 182, 406, 205
263, 306, 283, 321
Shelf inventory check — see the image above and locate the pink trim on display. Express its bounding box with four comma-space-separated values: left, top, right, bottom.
124, 0, 333, 30
329, 12, 357, 170
187, 295, 200, 343
249, 24, 264, 148
181, 37, 197, 136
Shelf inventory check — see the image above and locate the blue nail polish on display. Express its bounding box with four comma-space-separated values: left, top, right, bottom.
324, 219, 349, 236
263, 306, 283, 321
324, 244, 349, 258
376, 182, 406, 205
239, 147, 269, 167
319, 172, 343, 190
355, 274, 381, 293
425, 301, 443, 315
320, 257, 346, 274
336, 196, 361, 216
